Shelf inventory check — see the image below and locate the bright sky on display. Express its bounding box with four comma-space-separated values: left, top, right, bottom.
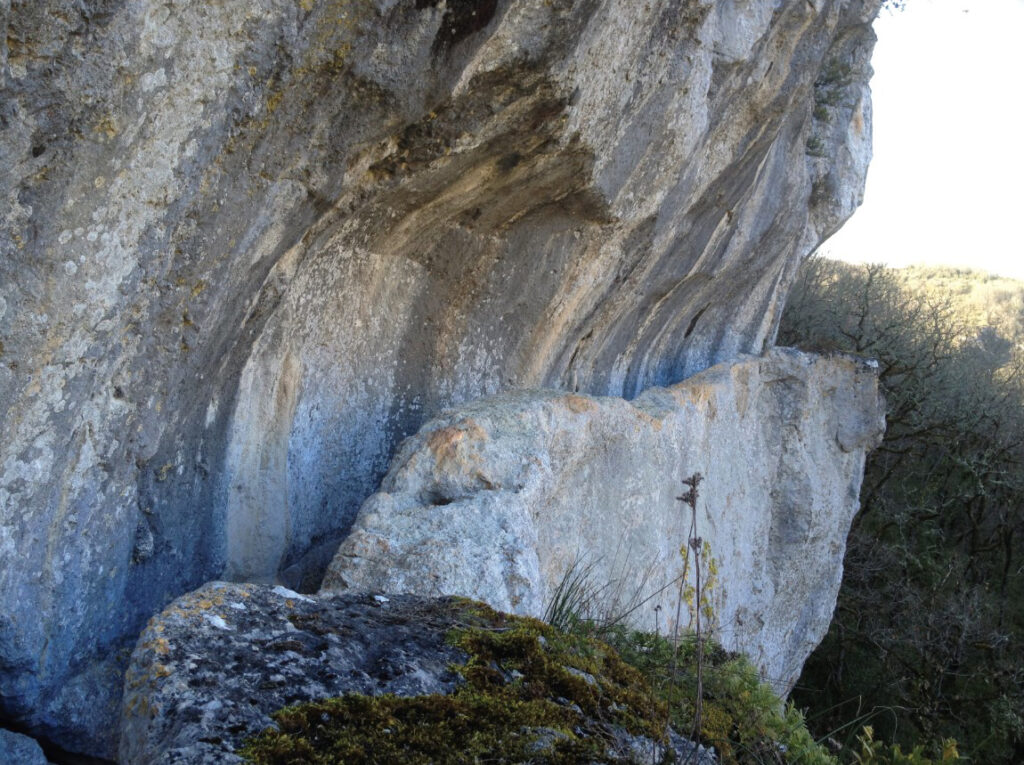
821, 0, 1024, 280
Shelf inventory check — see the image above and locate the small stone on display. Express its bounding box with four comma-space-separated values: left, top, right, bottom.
271, 585, 311, 602
203, 614, 230, 630
565, 666, 597, 686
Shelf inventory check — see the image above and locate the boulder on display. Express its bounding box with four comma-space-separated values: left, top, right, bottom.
119, 582, 713, 764
322, 348, 885, 693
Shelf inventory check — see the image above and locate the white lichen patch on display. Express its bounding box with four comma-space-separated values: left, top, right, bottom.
203, 614, 231, 631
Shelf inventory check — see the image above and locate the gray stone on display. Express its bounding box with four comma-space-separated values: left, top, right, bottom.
118, 581, 715, 765
0, 728, 49, 765
0, 0, 880, 754
119, 583, 469, 764
323, 348, 885, 693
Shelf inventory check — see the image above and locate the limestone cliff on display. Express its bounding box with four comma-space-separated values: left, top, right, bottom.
0, 0, 879, 756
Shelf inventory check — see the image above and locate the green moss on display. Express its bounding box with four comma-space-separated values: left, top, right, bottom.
241, 693, 594, 763
241, 600, 672, 764
805, 135, 827, 157
588, 625, 837, 765
241, 600, 834, 764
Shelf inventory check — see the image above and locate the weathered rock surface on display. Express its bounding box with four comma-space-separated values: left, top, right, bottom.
0, 728, 50, 765
119, 582, 713, 765
1, 0, 879, 754
119, 583, 466, 764
323, 348, 884, 693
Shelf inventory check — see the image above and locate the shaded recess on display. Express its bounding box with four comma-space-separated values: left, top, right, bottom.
416, 0, 500, 52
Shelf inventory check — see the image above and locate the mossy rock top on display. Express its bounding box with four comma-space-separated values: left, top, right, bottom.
119, 583, 710, 764
242, 599, 713, 763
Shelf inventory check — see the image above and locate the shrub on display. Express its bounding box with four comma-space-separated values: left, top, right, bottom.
781, 257, 1024, 762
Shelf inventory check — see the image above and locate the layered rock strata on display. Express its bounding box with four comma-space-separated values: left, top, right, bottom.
1, 0, 879, 754
323, 348, 885, 693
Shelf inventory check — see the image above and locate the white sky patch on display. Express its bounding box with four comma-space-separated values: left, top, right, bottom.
820, 0, 1024, 279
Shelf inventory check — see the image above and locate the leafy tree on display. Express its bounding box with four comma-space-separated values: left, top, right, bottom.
780, 257, 1024, 763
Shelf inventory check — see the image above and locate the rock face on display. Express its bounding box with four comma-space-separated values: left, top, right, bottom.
0, 0, 879, 754
119, 582, 713, 765
323, 348, 885, 693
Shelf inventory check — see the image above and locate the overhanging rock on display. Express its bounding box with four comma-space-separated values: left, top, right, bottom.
1, 0, 879, 754
323, 348, 885, 693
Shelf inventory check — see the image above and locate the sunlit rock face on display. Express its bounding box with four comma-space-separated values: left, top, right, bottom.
0, 0, 878, 755
322, 349, 885, 695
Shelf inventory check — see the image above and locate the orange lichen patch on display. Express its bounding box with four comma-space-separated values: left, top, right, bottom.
165, 590, 229, 620
122, 692, 156, 720
632, 408, 664, 431
93, 115, 118, 139
679, 386, 717, 419
347, 530, 391, 558
425, 421, 489, 462
565, 394, 596, 414
728, 367, 753, 418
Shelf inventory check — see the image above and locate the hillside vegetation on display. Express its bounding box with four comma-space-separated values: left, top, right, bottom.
781, 258, 1024, 762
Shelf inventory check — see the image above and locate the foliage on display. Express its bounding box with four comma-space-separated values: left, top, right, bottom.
850, 727, 959, 765
584, 624, 836, 765
542, 553, 662, 636
543, 556, 603, 633
542, 472, 834, 764
780, 257, 1024, 762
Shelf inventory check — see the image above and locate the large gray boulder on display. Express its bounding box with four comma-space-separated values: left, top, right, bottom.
1, 0, 879, 754
119, 582, 713, 765
322, 348, 885, 693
